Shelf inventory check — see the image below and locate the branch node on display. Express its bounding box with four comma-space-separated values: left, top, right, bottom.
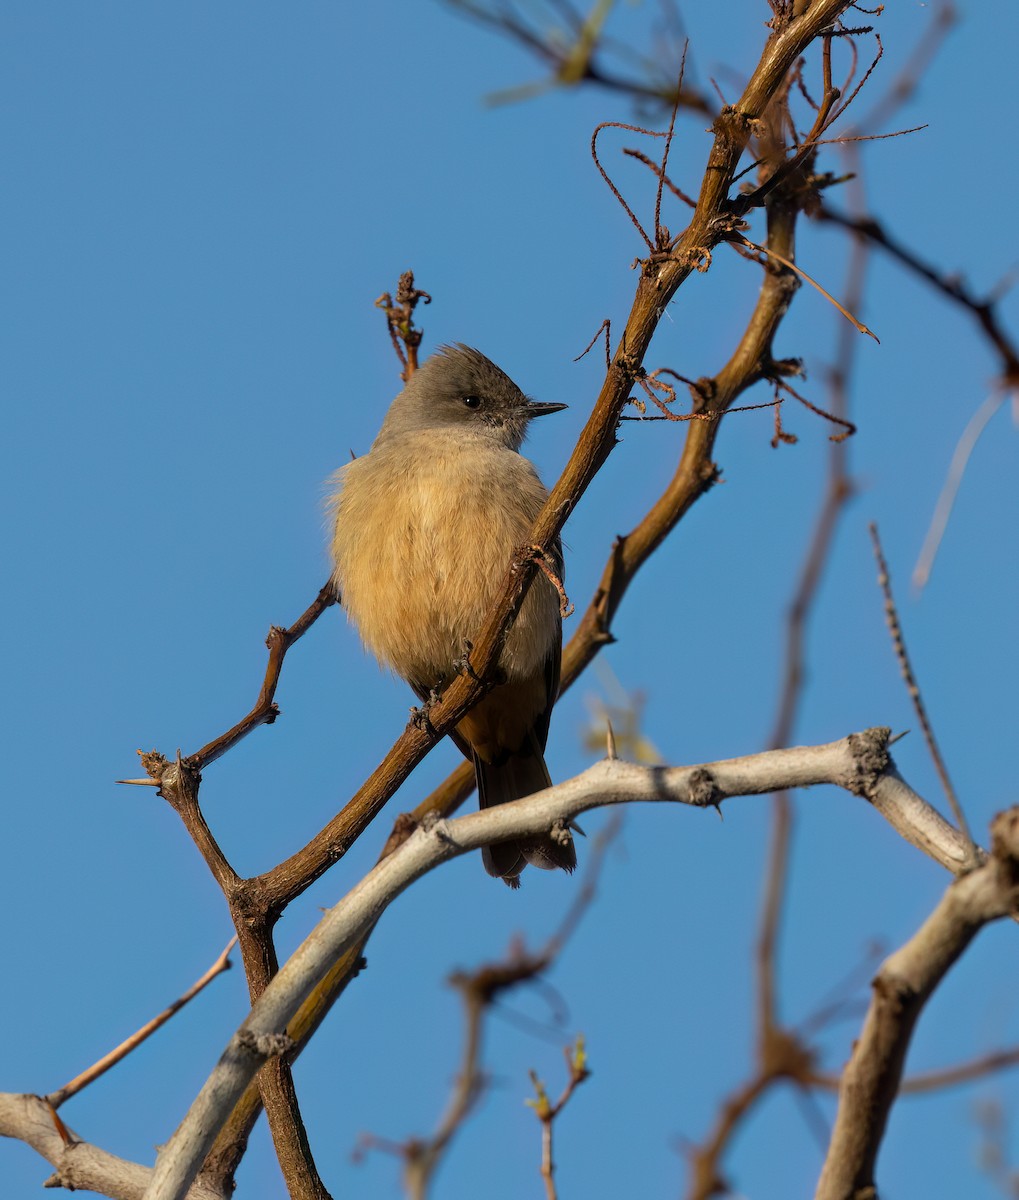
846, 726, 892, 796
424, 815, 456, 847
237, 1030, 295, 1061
687, 767, 721, 808
379, 812, 419, 861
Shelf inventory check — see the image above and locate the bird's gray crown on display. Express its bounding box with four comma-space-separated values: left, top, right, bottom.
376, 344, 563, 451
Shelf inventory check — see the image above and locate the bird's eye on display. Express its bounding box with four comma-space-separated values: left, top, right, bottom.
462, 395, 481, 410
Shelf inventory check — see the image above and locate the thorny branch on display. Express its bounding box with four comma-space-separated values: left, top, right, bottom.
131, 14, 883, 1188
142, 0, 863, 944
41, 6, 1011, 1199
138, 727, 1001, 1200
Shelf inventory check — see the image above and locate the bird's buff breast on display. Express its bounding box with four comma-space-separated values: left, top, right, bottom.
330, 437, 560, 690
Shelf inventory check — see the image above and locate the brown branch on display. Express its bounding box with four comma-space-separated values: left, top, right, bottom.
770, 376, 857, 440
202, 945, 369, 1193
236, 21, 862, 1191
132, 11, 861, 1191
397, 10, 868, 842
591, 119, 668, 252
155, 752, 240, 895
974, 1097, 1019, 1200
815, 206, 1019, 383
730, 234, 879, 341
375, 270, 432, 382
856, 1, 956, 132
133, 756, 331, 1195
684, 1072, 774, 1199
186, 581, 339, 772
443, 0, 714, 115
258, 1061, 332, 1200
45, 938, 238, 1110
734, 45, 842, 216
756, 466, 854, 1027
389, 34, 853, 845
622, 146, 696, 207
206, 787, 622, 1191
124, 580, 341, 1195
573, 317, 613, 369
238, 0, 860, 918
219, 903, 333, 1200
818, 204, 1019, 590
139, 733, 336, 1195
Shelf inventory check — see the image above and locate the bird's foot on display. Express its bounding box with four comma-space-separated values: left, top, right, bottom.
409, 689, 441, 735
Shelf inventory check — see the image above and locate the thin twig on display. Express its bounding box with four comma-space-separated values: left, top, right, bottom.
46, 937, 238, 1109
182, 581, 338, 772
816, 207, 1019, 380
622, 146, 695, 206
912, 389, 1010, 590
528, 1037, 591, 1200
868, 522, 978, 864
375, 270, 432, 382
810, 1045, 1019, 1095
444, 0, 714, 114
730, 234, 880, 341
241, 3, 862, 921
590, 119, 667, 251
857, 1, 956, 131
771, 376, 857, 441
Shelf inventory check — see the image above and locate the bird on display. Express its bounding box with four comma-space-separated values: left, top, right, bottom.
329, 344, 576, 886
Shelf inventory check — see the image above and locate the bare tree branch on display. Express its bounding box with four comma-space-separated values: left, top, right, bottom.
142, 725, 982, 1200
0, 1094, 224, 1200
816, 807, 1019, 1200
46, 939, 238, 1110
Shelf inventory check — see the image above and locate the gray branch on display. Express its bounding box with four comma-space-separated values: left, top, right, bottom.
139, 727, 981, 1200
0, 1093, 224, 1200
816, 806, 1019, 1199
5, 728, 1003, 1200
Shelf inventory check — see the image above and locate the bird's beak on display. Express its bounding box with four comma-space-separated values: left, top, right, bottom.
526, 400, 568, 418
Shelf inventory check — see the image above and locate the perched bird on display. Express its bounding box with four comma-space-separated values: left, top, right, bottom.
329, 344, 576, 886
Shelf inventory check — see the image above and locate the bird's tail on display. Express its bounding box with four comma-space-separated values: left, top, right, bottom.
474, 735, 577, 888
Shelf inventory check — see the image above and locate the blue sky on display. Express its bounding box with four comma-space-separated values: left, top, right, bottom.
2, 3, 1017, 1198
